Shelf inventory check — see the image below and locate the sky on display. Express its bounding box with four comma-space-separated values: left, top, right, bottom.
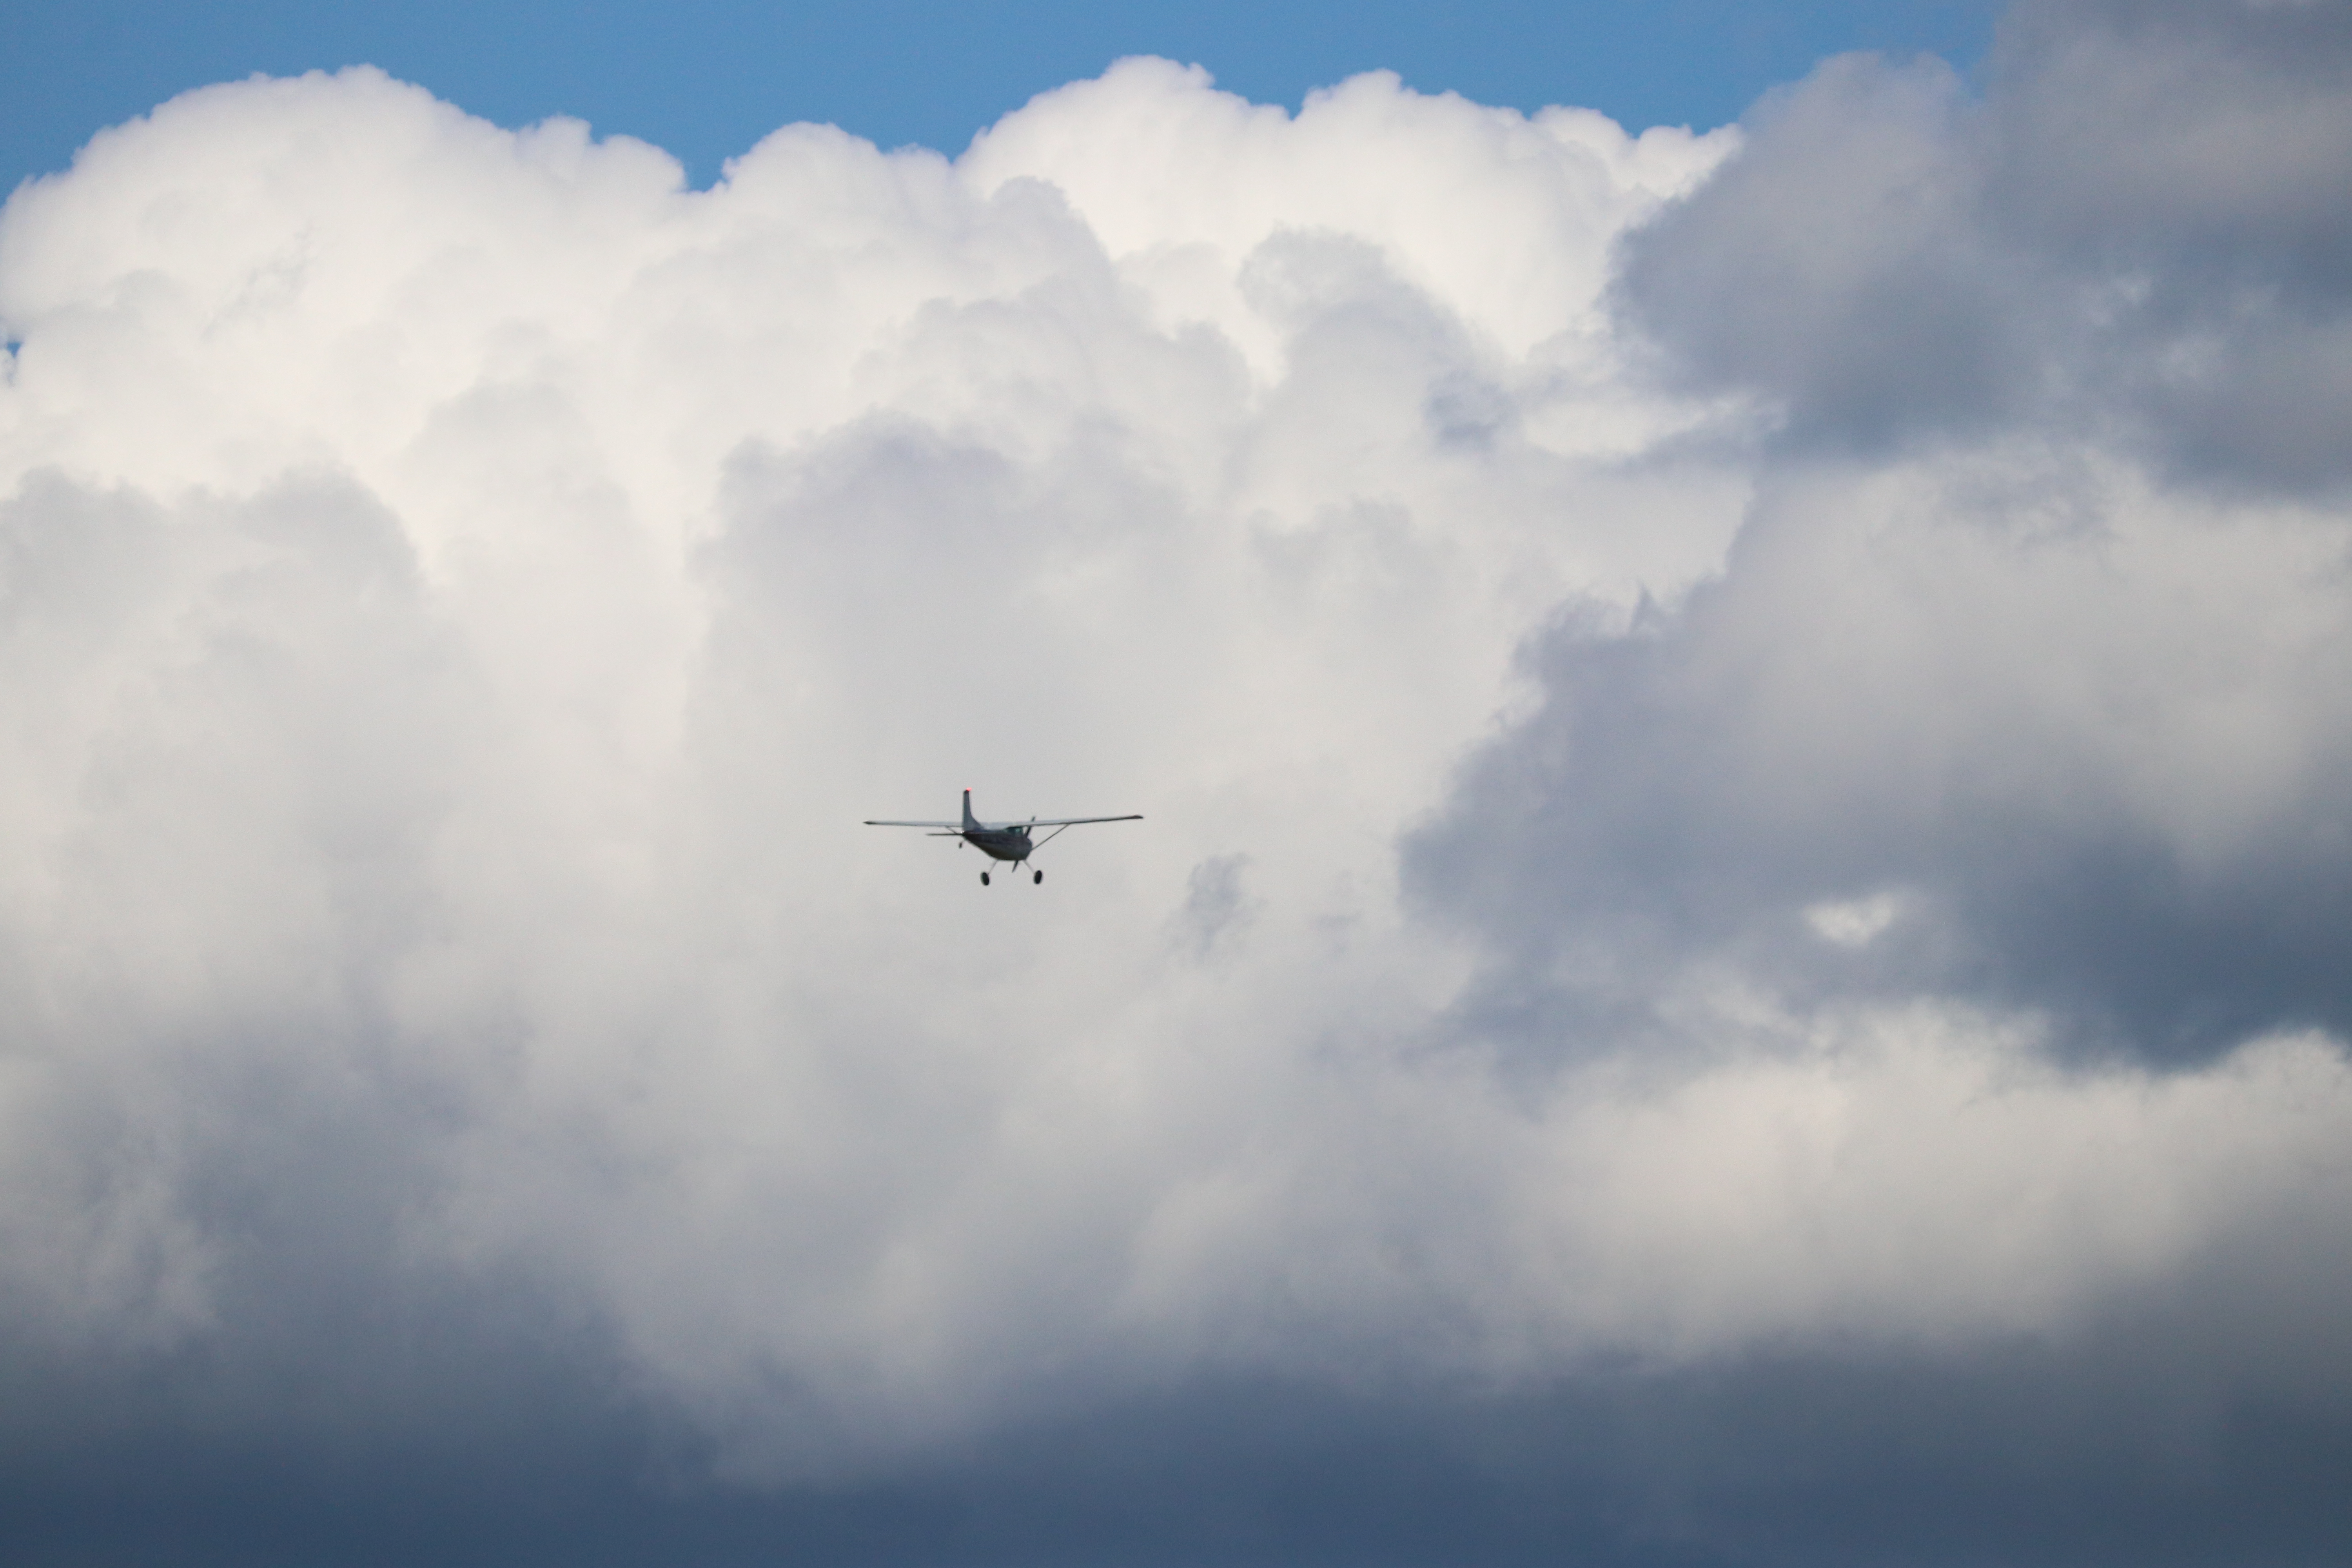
4, 0, 2001, 191
3, 1, 2352, 1564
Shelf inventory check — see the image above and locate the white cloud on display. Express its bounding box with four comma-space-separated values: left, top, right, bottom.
2, 31, 2349, 1485
1805, 893, 1903, 948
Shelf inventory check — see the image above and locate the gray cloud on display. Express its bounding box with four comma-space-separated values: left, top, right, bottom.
1393, 2, 2352, 1548
1619, 0, 2352, 488
1430, 0, 2352, 1065
1412, 453, 2352, 1064
1172, 854, 1258, 961
1617, 53, 2032, 452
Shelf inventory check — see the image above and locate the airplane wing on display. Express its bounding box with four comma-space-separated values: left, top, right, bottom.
1021, 814, 1144, 827
863, 819, 959, 828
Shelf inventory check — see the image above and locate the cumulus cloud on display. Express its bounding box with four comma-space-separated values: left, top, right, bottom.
2, 6, 2350, 1557
1619, 0, 2352, 484
1434, 0, 2352, 1065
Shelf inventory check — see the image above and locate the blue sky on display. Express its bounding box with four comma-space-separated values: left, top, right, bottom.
7, 0, 1998, 190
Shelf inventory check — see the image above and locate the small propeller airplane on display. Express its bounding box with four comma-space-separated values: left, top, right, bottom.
865, 790, 1142, 885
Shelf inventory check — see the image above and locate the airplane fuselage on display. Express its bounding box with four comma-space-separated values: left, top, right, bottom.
962, 824, 1034, 862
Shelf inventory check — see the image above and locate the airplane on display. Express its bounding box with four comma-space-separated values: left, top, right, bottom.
865, 789, 1142, 885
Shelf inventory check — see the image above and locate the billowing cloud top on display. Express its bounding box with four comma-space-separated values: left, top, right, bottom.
4, 4, 2351, 1558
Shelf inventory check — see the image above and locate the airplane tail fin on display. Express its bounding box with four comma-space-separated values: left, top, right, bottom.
962, 789, 979, 833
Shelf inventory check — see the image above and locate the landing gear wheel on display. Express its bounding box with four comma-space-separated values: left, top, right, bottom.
980, 871, 991, 886
1033, 870, 1044, 885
